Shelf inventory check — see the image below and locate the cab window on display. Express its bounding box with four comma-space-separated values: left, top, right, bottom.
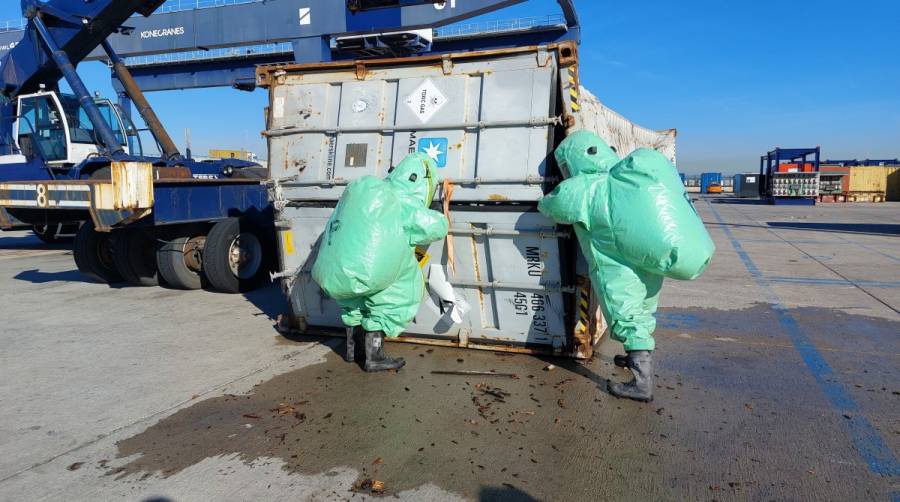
98, 102, 126, 145
18, 95, 67, 162
59, 97, 97, 144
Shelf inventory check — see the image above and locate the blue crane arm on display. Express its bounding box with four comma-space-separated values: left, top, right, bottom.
1, 0, 165, 100
0, 1, 581, 66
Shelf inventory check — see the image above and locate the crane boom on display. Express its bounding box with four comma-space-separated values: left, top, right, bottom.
2, 1, 165, 101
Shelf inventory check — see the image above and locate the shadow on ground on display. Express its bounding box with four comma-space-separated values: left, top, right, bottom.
478, 484, 541, 501
13, 268, 98, 285
0, 234, 71, 251
709, 198, 766, 205
239, 283, 289, 323
766, 222, 900, 236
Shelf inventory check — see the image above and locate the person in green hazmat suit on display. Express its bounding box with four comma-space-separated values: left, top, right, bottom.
312, 153, 449, 372
538, 131, 715, 402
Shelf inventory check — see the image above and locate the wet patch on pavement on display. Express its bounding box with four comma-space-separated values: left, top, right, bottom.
108, 304, 899, 501
109, 340, 614, 500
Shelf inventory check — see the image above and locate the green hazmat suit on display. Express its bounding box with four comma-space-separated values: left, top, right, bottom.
312, 153, 449, 338
538, 131, 715, 352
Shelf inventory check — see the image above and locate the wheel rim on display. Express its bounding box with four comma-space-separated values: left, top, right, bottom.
228, 232, 263, 280
181, 236, 206, 274
97, 235, 116, 271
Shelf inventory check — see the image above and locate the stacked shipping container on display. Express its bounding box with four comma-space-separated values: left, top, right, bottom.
819, 164, 900, 202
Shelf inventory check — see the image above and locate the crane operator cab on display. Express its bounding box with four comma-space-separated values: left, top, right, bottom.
9, 90, 141, 167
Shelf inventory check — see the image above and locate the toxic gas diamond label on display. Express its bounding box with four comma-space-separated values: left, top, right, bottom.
405, 79, 447, 124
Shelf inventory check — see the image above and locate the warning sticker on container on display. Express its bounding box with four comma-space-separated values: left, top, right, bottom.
406, 79, 447, 124
273, 97, 285, 119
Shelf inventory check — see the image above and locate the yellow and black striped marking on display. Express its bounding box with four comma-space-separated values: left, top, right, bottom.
576, 282, 591, 334
567, 66, 580, 112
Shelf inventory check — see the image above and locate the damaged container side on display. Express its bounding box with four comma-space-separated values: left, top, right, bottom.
260, 45, 579, 203
276, 206, 602, 358
575, 87, 677, 166
261, 44, 606, 358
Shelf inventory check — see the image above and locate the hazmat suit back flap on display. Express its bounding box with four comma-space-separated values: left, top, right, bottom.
311, 153, 448, 303
608, 148, 715, 280
539, 130, 715, 282
312, 176, 408, 300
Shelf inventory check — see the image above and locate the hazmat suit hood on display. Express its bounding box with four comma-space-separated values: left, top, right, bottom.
387, 152, 442, 206
554, 130, 619, 178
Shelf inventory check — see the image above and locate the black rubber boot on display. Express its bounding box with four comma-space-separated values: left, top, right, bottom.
609, 350, 653, 402
613, 354, 629, 368
345, 326, 357, 363
363, 331, 406, 372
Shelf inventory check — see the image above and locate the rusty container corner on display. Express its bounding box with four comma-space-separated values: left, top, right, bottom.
261, 44, 605, 359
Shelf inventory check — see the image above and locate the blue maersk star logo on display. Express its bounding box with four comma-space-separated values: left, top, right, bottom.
418, 137, 449, 168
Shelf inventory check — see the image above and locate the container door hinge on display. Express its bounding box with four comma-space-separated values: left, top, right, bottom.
355, 62, 367, 80
536, 46, 550, 67
551, 335, 565, 355
441, 55, 453, 75
458, 328, 470, 347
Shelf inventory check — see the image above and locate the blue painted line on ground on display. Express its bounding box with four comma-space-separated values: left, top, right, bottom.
705, 200, 900, 477
765, 276, 900, 289
657, 312, 702, 330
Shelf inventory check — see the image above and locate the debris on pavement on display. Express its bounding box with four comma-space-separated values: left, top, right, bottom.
432, 370, 518, 378
352, 476, 387, 495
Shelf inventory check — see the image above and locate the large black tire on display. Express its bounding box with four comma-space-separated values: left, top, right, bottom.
202, 217, 272, 294
73, 220, 123, 284
156, 235, 206, 290
113, 230, 160, 287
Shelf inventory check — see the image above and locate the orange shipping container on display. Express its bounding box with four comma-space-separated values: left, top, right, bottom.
778, 163, 815, 173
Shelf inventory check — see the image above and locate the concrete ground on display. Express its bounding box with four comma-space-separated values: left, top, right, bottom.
0, 198, 898, 501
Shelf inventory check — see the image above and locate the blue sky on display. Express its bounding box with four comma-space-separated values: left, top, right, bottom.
2, 0, 898, 174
